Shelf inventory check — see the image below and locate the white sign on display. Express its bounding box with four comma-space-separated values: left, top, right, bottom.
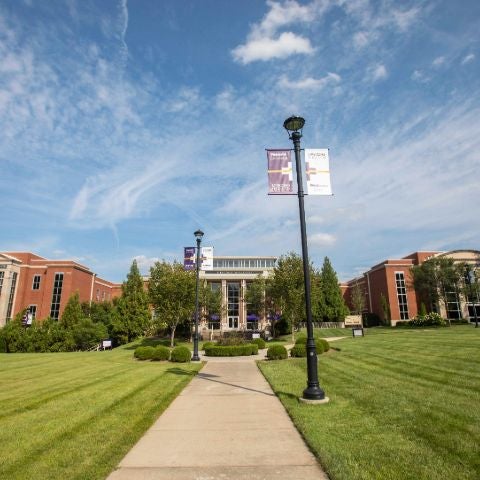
345, 315, 362, 326
305, 149, 332, 196
201, 246, 213, 271
102, 340, 112, 348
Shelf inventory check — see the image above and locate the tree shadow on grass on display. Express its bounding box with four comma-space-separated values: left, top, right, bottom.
123, 338, 176, 350
166, 367, 198, 376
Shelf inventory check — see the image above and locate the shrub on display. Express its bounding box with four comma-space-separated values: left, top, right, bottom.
266, 345, 287, 360
274, 317, 291, 335
134, 346, 155, 360
151, 345, 170, 361
363, 312, 381, 327
202, 341, 215, 350
291, 338, 328, 357
170, 346, 191, 362
0, 331, 6, 353
217, 333, 246, 346
317, 338, 330, 352
251, 337, 266, 349
290, 344, 307, 357
204, 344, 258, 357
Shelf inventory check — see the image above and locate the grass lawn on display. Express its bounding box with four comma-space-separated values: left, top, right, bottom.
0, 342, 202, 480
258, 325, 480, 480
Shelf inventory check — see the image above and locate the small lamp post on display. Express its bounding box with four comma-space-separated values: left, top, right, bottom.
192, 229, 204, 361
283, 115, 327, 402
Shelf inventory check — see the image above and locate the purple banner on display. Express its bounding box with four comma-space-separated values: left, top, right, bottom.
184, 247, 196, 270
267, 149, 293, 194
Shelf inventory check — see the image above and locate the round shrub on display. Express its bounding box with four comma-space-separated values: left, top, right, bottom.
151, 345, 170, 361
134, 346, 155, 361
266, 344, 287, 360
204, 344, 258, 356
294, 336, 307, 344
170, 346, 191, 363
251, 337, 266, 349
290, 344, 307, 357
202, 341, 215, 350
316, 338, 330, 352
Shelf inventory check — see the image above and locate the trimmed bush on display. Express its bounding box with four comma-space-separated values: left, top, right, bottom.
291, 338, 328, 357
397, 312, 447, 328
170, 346, 191, 363
251, 338, 266, 349
134, 346, 155, 360
204, 344, 258, 357
290, 344, 307, 357
151, 345, 170, 361
317, 338, 330, 352
201, 341, 215, 350
266, 344, 287, 360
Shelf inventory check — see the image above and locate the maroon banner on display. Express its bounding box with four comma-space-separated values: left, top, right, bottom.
267, 149, 293, 194
184, 247, 196, 270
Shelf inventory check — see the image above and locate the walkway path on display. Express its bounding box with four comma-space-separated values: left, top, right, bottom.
108, 348, 330, 480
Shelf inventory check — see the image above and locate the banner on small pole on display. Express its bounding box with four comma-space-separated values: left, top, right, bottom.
184, 247, 196, 270
201, 247, 214, 271
305, 149, 332, 196
267, 149, 294, 194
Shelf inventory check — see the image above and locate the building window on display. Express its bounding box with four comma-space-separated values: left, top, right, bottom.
395, 272, 409, 320
32, 275, 41, 290
227, 282, 240, 328
6, 272, 18, 321
0, 271, 4, 296
50, 273, 64, 320
446, 290, 461, 319
28, 305, 37, 319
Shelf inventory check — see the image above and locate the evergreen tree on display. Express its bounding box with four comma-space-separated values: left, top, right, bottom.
60, 291, 85, 328
112, 259, 151, 343
320, 257, 349, 322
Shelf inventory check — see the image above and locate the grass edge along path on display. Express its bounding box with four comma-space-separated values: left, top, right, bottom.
258, 326, 480, 480
0, 342, 203, 480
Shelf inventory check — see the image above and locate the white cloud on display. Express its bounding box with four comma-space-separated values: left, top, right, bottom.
432, 56, 445, 67
232, 31, 314, 64
278, 72, 340, 89
310, 232, 336, 247
461, 53, 475, 65
368, 64, 388, 82
411, 69, 429, 83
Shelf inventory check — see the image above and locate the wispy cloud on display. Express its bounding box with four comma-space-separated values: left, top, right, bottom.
461, 53, 475, 65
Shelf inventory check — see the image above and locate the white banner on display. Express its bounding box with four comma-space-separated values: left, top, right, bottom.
201, 246, 213, 271
305, 149, 332, 195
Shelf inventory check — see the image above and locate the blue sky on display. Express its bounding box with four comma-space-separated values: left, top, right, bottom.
1, 0, 479, 283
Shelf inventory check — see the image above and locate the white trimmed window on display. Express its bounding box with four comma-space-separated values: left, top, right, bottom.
395, 272, 409, 320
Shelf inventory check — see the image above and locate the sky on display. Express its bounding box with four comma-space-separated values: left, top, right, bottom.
0, 0, 479, 283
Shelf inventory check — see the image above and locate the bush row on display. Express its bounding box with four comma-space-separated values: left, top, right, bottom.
134, 345, 191, 362
204, 344, 258, 357
395, 312, 447, 328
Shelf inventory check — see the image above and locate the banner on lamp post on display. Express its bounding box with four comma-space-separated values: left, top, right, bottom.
267, 149, 294, 195
184, 247, 196, 270
201, 247, 213, 271
305, 148, 332, 196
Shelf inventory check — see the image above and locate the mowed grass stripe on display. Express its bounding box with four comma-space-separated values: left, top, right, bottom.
258, 326, 480, 480
0, 345, 202, 480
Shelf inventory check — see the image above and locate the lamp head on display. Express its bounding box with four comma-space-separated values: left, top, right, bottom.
194, 229, 204, 241
283, 115, 305, 134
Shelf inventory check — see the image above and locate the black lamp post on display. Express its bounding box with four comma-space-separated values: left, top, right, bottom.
283, 115, 326, 401
192, 229, 204, 361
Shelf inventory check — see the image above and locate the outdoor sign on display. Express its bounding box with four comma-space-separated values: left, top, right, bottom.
267, 149, 294, 194
305, 148, 332, 196
102, 339, 112, 349
184, 247, 196, 270
352, 327, 364, 337
344, 315, 362, 326
201, 247, 214, 271
22, 312, 33, 326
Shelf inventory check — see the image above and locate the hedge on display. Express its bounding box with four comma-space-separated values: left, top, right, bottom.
266, 344, 288, 360
201, 341, 216, 350
170, 346, 192, 363
151, 345, 170, 361
250, 338, 266, 349
134, 346, 155, 360
204, 344, 259, 357
290, 338, 329, 357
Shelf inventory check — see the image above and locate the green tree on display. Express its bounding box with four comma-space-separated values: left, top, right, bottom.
380, 292, 391, 325
148, 260, 196, 347
112, 259, 151, 343
201, 283, 223, 322
60, 291, 85, 328
351, 280, 366, 316
320, 257, 349, 322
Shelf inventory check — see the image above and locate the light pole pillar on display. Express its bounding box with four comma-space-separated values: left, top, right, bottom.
192, 229, 204, 361
284, 116, 327, 402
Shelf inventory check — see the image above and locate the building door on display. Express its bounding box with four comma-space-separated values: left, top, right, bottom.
227, 282, 240, 329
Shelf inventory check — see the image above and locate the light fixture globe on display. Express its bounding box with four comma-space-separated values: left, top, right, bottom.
194, 229, 204, 240
283, 115, 305, 133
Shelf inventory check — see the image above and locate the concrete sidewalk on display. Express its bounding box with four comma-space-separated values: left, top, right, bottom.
108, 351, 328, 480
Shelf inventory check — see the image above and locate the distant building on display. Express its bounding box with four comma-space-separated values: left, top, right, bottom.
198, 256, 277, 338
342, 250, 480, 325
0, 252, 121, 327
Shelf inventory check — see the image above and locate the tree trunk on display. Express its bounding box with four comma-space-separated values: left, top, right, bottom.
170, 325, 176, 348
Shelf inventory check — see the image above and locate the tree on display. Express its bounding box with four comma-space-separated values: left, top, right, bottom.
112, 259, 151, 343
60, 291, 85, 328
351, 281, 366, 316
148, 260, 196, 347
201, 283, 223, 323
320, 257, 349, 322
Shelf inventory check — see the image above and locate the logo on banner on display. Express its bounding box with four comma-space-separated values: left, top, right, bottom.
305, 149, 332, 196
267, 149, 294, 194
184, 247, 196, 270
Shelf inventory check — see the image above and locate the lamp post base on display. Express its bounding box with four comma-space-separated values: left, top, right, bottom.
300, 396, 330, 405
191, 354, 201, 362
302, 384, 327, 401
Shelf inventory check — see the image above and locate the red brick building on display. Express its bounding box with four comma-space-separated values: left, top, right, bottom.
0, 252, 121, 327
342, 250, 480, 325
